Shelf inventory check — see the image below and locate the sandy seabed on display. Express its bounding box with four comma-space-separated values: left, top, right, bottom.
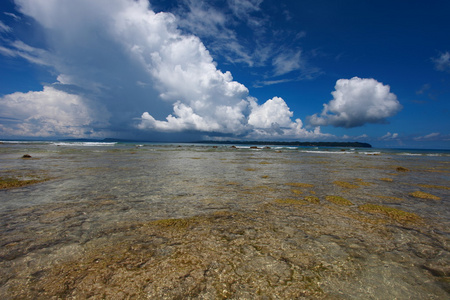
0, 143, 449, 299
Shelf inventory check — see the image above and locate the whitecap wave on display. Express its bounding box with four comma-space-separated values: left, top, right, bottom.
52, 142, 117, 147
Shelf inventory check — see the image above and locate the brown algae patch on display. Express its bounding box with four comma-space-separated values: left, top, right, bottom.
409, 191, 441, 200
417, 184, 449, 190
374, 195, 403, 201
0, 176, 50, 189
244, 168, 257, 171
148, 217, 200, 229
355, 178, 372, 186
325, 195, 353, 206
396, 166, 410, 172
303, 196, 320, 204
333, 181, 359, 189
253, 185, 276, 192
358, 204, 422, 224
380, 178, 394, 182
274, 198, 308, 205
290, 189, 304, 195
285, 183, 314, 188
244, 185, 277, 196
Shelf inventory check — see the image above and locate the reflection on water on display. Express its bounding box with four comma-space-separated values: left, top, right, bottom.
0, 143, 449, 298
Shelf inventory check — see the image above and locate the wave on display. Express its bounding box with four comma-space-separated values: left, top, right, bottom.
51, 142, 117, 147
394, 152, 446, 157
299, 150, 355, 154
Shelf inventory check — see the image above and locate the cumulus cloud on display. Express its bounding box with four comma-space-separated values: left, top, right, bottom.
138, 100, 247, 134
308, 77, 402, 128
245, 97, 332, 140
0, 0, 326, 140
248, 97, 293, 128
0, 86, 109, 137
433, 51, 450, 72
139, 93, 330, 140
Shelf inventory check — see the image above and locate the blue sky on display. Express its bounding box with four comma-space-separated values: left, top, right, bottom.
0, 0, 449, 148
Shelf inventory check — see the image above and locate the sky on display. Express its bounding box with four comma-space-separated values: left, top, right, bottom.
0, 0, 449, 148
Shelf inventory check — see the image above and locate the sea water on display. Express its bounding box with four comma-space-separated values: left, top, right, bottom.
0, 141, 449, 298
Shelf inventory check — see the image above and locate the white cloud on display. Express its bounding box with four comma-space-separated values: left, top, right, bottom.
245, 96, 332, 139
272, 50, 303, 76
0, 86, 109, 137
0, 21, 12, 32
342, 134, 369, 140
414, 132, 440, 141
139, 103, 219, 132
139, 94, 329, 140
416, 83, 430, 95
0, 40, 52, 65
433, 51, 450, 72
4, 12, 21, 21
170, 0, 317, 81
175, 0, 254, 66
227, 0, 263, 20
1, 0, 326, 140
248, 97, 292, 128
381, 132, 399, 140
139, 100, 249, 134
308, 77, 402, 128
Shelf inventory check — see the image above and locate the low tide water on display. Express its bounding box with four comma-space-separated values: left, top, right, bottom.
0, 142, 449, 299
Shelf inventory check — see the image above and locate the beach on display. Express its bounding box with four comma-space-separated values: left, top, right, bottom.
0, 142, 449, 299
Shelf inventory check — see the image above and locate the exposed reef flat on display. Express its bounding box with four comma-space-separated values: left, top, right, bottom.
0, 143, 448, 299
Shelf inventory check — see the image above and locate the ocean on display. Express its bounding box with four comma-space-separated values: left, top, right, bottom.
0, 141, 449, 298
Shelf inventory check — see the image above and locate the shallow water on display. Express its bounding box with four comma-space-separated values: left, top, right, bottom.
0, 142, 449, 299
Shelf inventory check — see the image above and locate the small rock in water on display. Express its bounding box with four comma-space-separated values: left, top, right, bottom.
396, 166, 409, 172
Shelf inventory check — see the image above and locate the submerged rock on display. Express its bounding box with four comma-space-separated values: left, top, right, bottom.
396, 166, 410, 172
